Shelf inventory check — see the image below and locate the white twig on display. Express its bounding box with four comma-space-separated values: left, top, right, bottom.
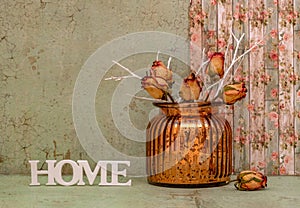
204, 78, 219, 90
167, 57, 172, 69
156, 51, 160, 61
202, 32, 264, 100
128, 94, 170, 103
233, 56, 245, 75
216, 33, 244, 89
202, 48, 205, 61
104, 75, 137, 81
231, 31, 240, 42
196, 59, 210, 76
112, 60, 142, 80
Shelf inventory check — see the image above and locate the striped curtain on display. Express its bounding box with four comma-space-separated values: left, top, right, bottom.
189, 0, 300, 175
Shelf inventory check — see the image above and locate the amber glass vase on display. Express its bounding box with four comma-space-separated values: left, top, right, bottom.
146, 102, 232, 187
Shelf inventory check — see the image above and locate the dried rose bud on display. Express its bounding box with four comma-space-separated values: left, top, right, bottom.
141, 76, 169, 100
206, 52, 225, 78
179, 72, 202, 101
151, 60, 173, 85
234, 170, 267, 191
223, 82, 247, 105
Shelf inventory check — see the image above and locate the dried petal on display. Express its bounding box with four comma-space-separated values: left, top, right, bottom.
151, 60, 173, 85
142, 76, 169, 99
223, 82, 247, 105
179, 72, 202, 101
206, 52, 225, 78
234, 170, 267, 191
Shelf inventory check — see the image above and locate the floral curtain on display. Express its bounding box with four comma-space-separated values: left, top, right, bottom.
189, 0, 300, 175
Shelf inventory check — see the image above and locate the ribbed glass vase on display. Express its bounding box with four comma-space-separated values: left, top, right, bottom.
146, 102, 232, 187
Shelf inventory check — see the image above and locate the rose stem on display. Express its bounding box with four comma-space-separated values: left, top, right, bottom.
166, 92, 175, 103
204, 88, 213, 102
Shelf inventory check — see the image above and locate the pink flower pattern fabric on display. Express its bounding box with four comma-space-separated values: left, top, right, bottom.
190, 0, 300, 175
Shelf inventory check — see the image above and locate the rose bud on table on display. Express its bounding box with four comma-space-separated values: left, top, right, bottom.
234, 170, 267, 191
179, 72, 202, 101
206, 52, 225, 78
223, 82, 247, 105
151, 60, 173, 86
141, 76, 169, 100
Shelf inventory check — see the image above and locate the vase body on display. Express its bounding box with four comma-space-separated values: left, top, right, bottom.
146, 102, 232, 187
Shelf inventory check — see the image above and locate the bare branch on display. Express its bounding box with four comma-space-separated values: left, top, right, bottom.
104, 75, 137, 81
156, 51, 160, 61
167, 57, 172, 69
112, 60, 142, 80
128, 94, 170, 103
200, 32, 264, 100
214, 37, 264, 99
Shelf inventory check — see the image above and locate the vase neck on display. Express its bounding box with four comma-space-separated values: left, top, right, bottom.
153, 102, 224, 117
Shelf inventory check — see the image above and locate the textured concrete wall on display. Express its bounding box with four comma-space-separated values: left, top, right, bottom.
0, 1, 189, 174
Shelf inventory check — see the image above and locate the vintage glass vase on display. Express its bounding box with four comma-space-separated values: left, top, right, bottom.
146, 102, 232, 187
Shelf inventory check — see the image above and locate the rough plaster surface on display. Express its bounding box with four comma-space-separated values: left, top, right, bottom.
0, 1, 189, 174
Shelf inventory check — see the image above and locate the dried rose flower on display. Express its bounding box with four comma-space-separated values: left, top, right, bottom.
141, 76, 169, 100
223, 82, 247, 105
206, 52, 225, 78
234, 170, 267, 191
151, 60, 173, 85
179, 72, 202, 101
